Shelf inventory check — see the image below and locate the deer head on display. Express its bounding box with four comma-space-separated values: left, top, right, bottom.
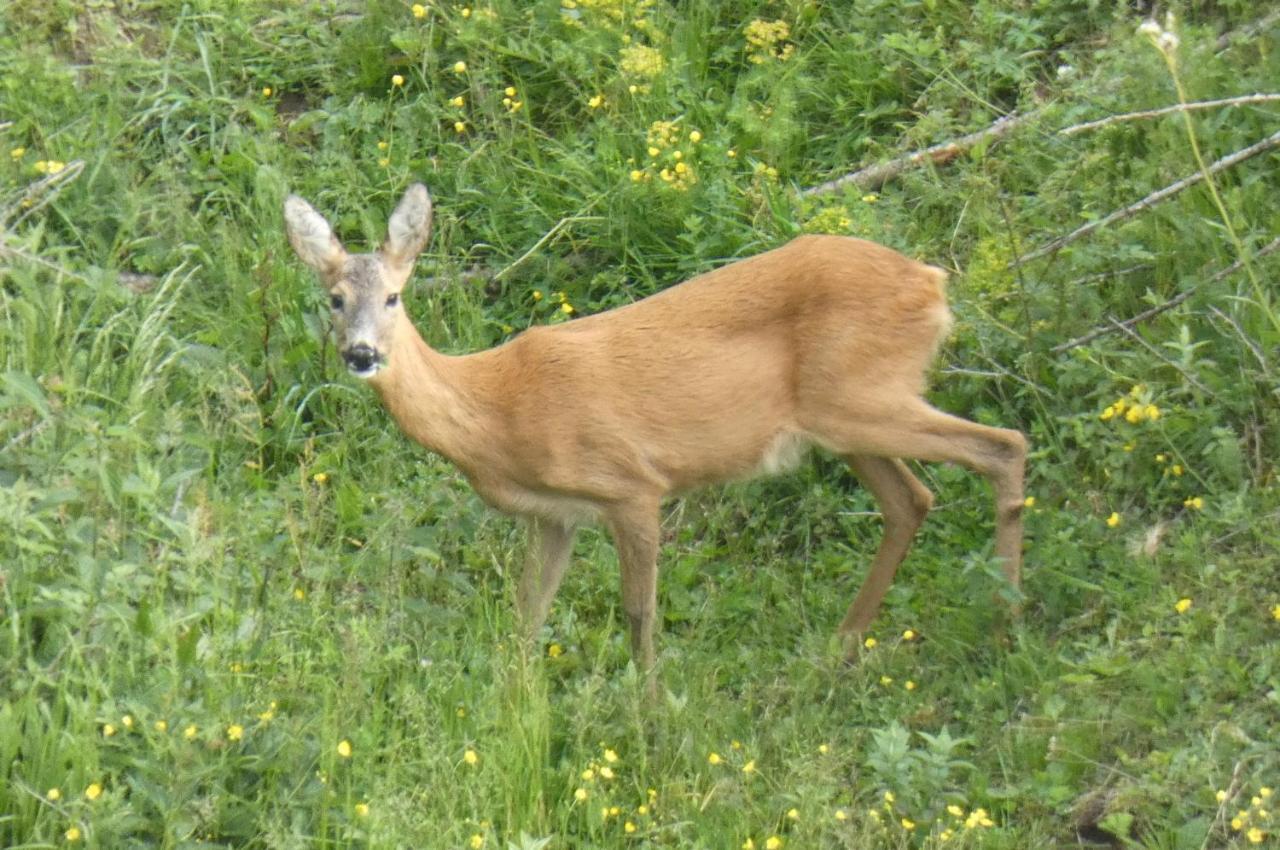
283, 184, 434, 378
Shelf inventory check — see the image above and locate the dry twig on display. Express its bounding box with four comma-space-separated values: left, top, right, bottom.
1050, 235, 1280, 354
801, 111, 1038, 198
1060, 93, 1280, 135
1015, 128, 1280, 266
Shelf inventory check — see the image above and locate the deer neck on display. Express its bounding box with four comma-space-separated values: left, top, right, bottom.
366, 313, 488, 470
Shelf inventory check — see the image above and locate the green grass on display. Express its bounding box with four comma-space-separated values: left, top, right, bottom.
3, 1, 1279, 848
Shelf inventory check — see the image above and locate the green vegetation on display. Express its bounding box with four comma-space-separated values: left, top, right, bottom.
3, 1, 1278, 847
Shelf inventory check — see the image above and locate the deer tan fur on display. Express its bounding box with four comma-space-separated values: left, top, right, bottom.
284, 183, 1027, 680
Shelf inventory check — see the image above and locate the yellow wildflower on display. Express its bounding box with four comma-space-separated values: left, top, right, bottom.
884, 791, 895, 804
905, 680, 917, 691
1145, 404, 1160, 420
460, 7, 471, 17
469, 834, 483, 849
532, 290, 543, 301
603, 748, 619, 763
947, 804, 965, 818
561, 303, 574, 315
902, 817, 916, 830
880, 675, 893, 686
547, 643, 563, 657
65, 827, 82, 842
293, 587, 305, 601
834, 807, 848, 820
588, 94, 605, 109
863, 636, 877, 649
689, 130, 702, 143
786, 807, 798, 820
765, 837, 783, 850
599, 766, 614, 779
1217, 790, 1229, 802
355, 802, 370, 817
505, 86, 517, 97
262, 86, 272, 97
1023, 496, 1036, 508
1171, 464, 1184, 476
454, 121, 467, 134
121, 714, 133, 729
450, 95, 465, 107
1264, 788, 1275, 798
10, 146, 26, 158
630, 169, 645, 182
312, 471, 328, 484
47, 788, 61, 801
1125, 406, 1144, 424
411, 3, 426, 18
453, 61, 467, 74
743, 760, 757, 774
862, 193, 879, 203
1175, 598, 1192, 614
1183, 496, 1204, 510
624, 821, 636, 833
391, 74, 405, 87
818, 743, 829, 754
742, 840, 755, 850
103, 723, 116, 737
1247, 827, 1264, 844
184, 724, 197, 740
619, 44, 666, 78
464, 749, 478, 765
574, 788, 589, 802
85, 783, 102, 801
1106, 512, 1121, 528
1100, 405, 1116, 421
708, 752, 722, 765
228, 724, 244, 741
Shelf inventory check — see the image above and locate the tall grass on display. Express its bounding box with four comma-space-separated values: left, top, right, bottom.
2, 1, 1278, 848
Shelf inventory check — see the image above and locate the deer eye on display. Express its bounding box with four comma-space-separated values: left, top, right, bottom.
385, 293, 400, 308
329, 293, 344, 311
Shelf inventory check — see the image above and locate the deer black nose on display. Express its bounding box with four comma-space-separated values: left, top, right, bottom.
343, 344, 378, 373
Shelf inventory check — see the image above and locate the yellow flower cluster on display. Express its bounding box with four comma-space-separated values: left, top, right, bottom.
1098, 395, 1160, 424
803, 206, 853, 235
630, 120, 700, 190
1229, 786, 1272, 844
570, 747, 657, 836
34, 159, 67, 175
745, 19, 794, 63
619, 44, 665, 79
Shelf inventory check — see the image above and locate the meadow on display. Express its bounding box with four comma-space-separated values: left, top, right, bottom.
2, 1, 1279, 848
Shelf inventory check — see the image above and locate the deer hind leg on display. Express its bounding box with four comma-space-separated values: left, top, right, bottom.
812, 398, 1026, 613
516, 517, 578, 637
604, 499, 662, 689
837, 456, 934, 649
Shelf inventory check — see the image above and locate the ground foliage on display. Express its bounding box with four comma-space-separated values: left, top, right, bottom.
2, 1, 1279, 848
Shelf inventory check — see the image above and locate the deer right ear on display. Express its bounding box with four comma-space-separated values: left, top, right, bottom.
284, 195, 347, 274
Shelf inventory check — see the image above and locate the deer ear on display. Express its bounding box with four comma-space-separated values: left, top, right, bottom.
383, 183, 433, 270
284, 195, 346, 274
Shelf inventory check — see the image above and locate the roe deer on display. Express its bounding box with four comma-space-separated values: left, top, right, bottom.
283, 183, 1026, 679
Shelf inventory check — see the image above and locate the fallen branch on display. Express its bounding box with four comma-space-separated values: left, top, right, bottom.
801, 111, 1038, 198
1015, 128, 1280, 266
1060, 93, 1280, 136
1216, 8, 1280, 51
1, 159, 86, 228
1050, 235, 1280, 354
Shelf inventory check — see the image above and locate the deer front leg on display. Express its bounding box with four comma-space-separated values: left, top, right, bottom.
604, 499, 662, 692
516, 517, 577, 637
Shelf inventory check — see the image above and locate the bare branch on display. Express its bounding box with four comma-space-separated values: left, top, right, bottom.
1015, 129, 1280, 266
1216, 8, 1280, 51
1050, 236, 1280, 354
801, 111, 1038, 199
1060, 93, 1280, 136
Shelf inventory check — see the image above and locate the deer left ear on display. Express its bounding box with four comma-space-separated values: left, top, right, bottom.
383, 183, 433, 270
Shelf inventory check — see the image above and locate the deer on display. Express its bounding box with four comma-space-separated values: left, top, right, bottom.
283, 183, 1026, 685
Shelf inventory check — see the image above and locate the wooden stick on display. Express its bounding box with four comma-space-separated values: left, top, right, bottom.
1050, 236, 1280, 354
1060, 93, 1280, 136
1015, 128, 1280, 266
800, 111, 1037, 198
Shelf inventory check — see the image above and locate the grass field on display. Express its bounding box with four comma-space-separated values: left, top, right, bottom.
2, 1, 1279, 848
